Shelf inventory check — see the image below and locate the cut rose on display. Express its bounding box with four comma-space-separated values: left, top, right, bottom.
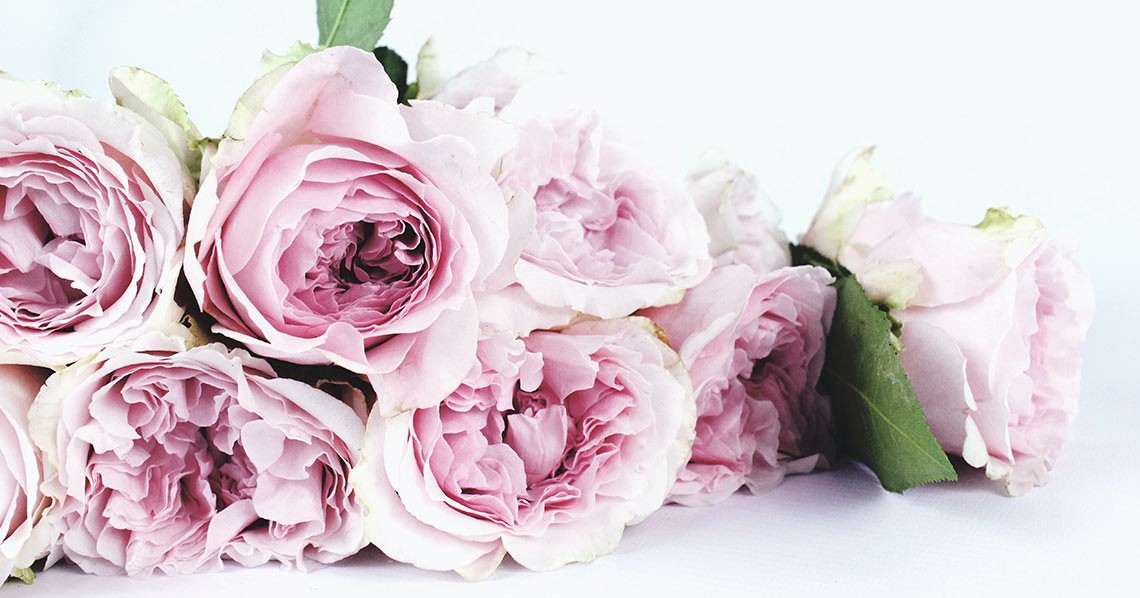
351, 319, 696, 579
432, 48, 712, 324
185, 46, 513, 415
0, 74, 188, 366
29, 337, 366, 576
643, 264, 835, 505
802, 149, 1095, 495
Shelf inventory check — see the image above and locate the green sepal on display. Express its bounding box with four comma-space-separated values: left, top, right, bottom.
8, 567, 35, 584
976, 206, 1019, 232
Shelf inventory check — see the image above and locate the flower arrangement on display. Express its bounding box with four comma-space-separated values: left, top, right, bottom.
0, 0, 1094, 585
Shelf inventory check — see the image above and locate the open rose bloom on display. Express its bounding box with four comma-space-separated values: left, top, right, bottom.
351, 319, 696, 579
186, 46, 512, 414
629, 153, 832, 506
0, 74, 188, 366
803, 149, 1095, 495
1, 364, 53, 581
432, 48, 712, 323
29, 337, 366, 576
643, 265, 835, 505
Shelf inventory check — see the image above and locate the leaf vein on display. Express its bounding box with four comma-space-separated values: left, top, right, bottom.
323, 0, 351, 46
825, 366, 950, 469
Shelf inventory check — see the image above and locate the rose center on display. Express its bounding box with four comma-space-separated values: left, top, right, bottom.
0, 177, 100, 317
302, 219, 428, 317
503, 390, 573, 485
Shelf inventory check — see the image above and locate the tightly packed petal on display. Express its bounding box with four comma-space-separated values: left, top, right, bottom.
806, 151, 1095, 495
433, 48, 712, 322
185, 46, 512, 414
643, 265, 835, 506
1, 364, 53, 581
351, 318, 696, 579
29, 337, 366, 576
0, 75, 188, 366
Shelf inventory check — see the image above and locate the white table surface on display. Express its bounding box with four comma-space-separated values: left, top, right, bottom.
3, 1, 1137, 595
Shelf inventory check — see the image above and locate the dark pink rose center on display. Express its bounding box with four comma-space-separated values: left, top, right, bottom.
275, 160, 443, 331
309, 219, 426, 306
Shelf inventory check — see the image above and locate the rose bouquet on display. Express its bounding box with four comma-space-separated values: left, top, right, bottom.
0, 0, 1093, 585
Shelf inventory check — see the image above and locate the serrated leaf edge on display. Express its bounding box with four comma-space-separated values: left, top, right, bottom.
826, 366, 958, 489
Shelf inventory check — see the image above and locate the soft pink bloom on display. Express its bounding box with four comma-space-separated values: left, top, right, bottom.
804, 150, 1095, 495
687, 153, 790, 274
642, 265, 835, 506
351, 319, 696, 579
433, 48, 712, 322
29, 336, 366, 576
1, 364, 53, 580
0, 75, 188, 366
185, 46, 513, 415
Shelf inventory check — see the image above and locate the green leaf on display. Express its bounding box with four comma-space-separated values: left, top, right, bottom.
789, 243, 850, 279
821, 275, 957, 492
316, 0, 394, 50
794, 243, 956, 492
373, 46, 410, 104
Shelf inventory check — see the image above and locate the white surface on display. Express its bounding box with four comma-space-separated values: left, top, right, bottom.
2, 0, 1137, 594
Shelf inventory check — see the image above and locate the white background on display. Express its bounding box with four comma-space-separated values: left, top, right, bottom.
2, 0, 1138, 595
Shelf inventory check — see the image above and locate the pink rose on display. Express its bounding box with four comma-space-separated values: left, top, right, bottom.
0, 74, 188, 366
1, 364, 53, 581
642, 264, 836, 506
29, 337, 366, 576
185, 46, 512, 415
433, 49, 712, 321
803, 149, 1095, 495
687, 153, 790, 274
351, 319, 696, 579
